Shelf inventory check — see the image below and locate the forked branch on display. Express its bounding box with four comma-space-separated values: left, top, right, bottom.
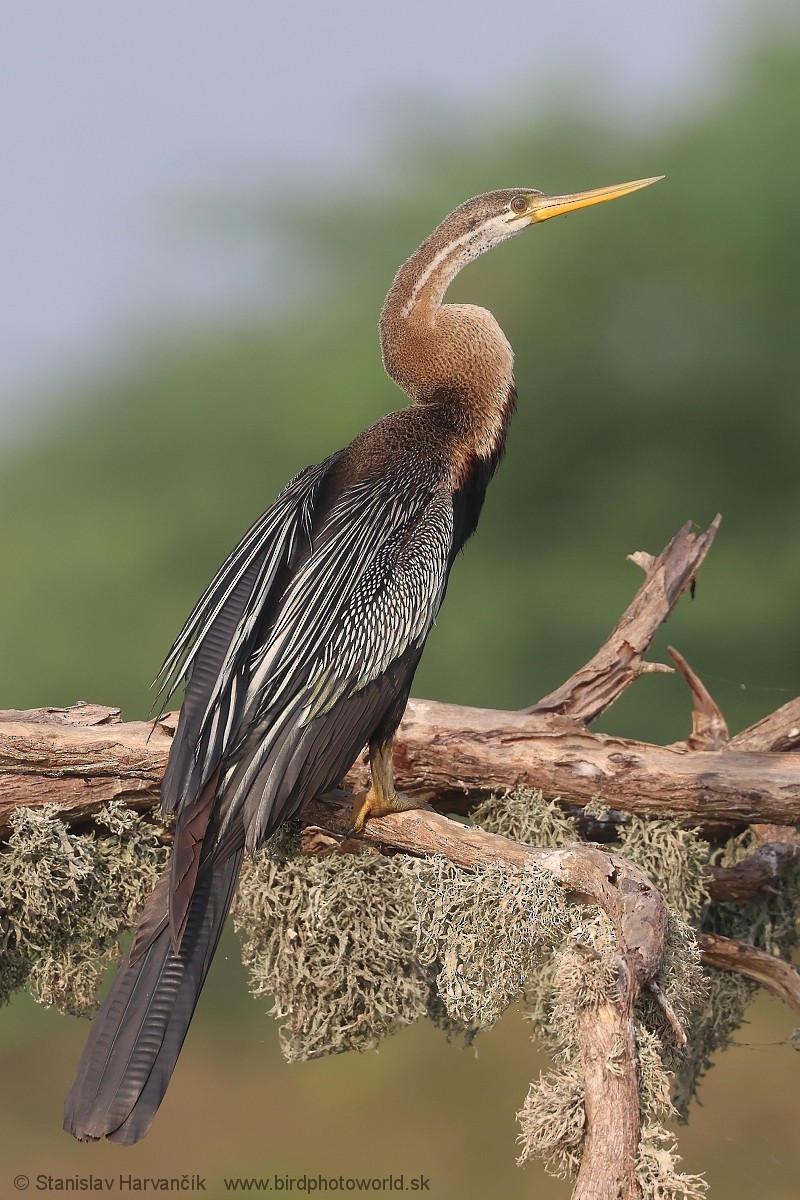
2, 519, 798, 1199
2, 697, 799, 834
302, 799, 668, 1200
526, 516, 721, 723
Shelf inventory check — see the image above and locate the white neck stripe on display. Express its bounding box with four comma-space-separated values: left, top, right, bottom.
400, 217, 502, 320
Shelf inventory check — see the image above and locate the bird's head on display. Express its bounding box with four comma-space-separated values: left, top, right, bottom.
387, 176, 664, 326
443, 176, 664, 257
381, 174, 663, 401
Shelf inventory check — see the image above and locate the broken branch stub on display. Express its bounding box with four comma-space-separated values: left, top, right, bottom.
526, 516, 721, 725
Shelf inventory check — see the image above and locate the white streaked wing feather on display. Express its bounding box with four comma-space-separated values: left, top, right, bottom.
154, 457, 332, 709
233, 470, 453, 735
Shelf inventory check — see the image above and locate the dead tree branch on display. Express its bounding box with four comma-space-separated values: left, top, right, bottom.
705, 841, 797, 902
667, 646, 729, 750
1, 520, 798, 1197
526, 516, 721, 723
729, 697, 800, 753
698, 932, 800, 1016
373, 699, 800, 827
302, 799, 668, 1200
3, 519, 796, 839
2, 699, 799, 836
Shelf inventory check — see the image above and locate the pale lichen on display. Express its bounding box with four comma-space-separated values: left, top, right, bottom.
2, 784, 794, 1193
415, 855, 572, 1029
0, 803, 167, 1015
235, 836, 430, 1061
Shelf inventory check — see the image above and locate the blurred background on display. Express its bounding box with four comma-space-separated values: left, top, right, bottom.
1, 1, 798, 1195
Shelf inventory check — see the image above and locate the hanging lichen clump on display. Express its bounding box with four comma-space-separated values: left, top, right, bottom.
2, 785, 798, 1194
232, 796, 576, 1057
234, 829, 432, 1060
0, 802, 168, 1016
231, 790, 711, 1196
468, 792, 708, 1196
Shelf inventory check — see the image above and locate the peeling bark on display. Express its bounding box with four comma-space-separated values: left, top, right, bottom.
3, 700, 798, 836
698, 932, 800, 1016
2, 520, 798, 1199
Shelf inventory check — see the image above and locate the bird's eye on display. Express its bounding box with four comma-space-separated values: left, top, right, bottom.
510, 196, 528, 214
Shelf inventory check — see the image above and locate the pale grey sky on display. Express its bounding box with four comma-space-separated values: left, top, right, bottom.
0, 0, 789, 426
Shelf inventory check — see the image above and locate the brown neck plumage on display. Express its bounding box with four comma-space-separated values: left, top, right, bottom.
379, 216, 516, 467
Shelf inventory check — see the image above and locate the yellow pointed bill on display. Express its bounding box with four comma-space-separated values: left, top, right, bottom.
529, 175, 664, 223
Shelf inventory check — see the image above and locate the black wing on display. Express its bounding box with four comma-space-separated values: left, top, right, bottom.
155, 453, 341, 817
164, 454, 454, 938
213, 465, 455, 853
65, 455, 456, 1145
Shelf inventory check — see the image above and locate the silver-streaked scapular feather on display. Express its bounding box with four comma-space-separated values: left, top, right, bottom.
158, 454, 453, 852
155, 455, 339, 816
64, 448, 455, 1144
217, 465, 455, 849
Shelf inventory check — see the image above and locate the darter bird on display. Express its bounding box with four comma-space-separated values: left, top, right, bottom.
64, 175, 661, 1143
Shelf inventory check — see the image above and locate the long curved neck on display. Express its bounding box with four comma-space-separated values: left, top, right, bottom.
385, 220, 485, 324
379, 222, 516, 465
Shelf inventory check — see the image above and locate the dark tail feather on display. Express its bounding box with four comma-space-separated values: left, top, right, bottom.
64, 848, 243, 1144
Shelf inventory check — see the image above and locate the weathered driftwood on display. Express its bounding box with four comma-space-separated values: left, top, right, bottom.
303, 810, 796, 906
302, 801, 667, 1200
705, 840, 797, 902
525, 516, 721, 723
0, 706, 167, 828
729, 697, 800, 752
666, 646, 730, 750
2, 519, 798, 1200
697, 932, 800, 1016
2, 698, 799, 835
351, 698, 800, 826
3, 517, 797, 836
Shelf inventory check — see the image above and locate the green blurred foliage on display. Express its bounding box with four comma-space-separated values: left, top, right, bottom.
1, 44, 798, 743
1, 36, 799, 1200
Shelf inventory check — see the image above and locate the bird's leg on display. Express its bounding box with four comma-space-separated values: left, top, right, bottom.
350, 736, 426, 833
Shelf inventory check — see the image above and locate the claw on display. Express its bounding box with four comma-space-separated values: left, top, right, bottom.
349, 735, 429, 834
349, 790, 371, 835
350, 786, 425, 833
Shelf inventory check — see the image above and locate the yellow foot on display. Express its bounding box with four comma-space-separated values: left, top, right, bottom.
349, 788, 429, 835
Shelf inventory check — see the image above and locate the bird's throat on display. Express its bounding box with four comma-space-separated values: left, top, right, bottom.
379, 211, 517, 483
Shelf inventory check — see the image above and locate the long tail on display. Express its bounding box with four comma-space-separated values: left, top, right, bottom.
64, 848, 243, 1144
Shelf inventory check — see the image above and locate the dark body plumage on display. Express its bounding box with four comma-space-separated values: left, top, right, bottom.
65, 178, 656, 1143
